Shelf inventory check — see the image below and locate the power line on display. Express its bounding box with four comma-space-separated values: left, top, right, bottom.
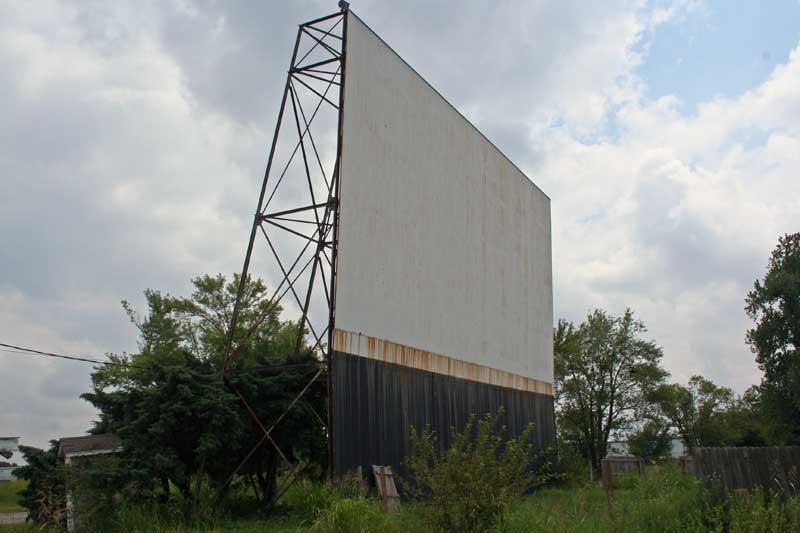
0, 342, 325, 374
0, 342, 125, 367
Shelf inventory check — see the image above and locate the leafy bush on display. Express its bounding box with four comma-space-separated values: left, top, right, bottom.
403, 408, 551, 532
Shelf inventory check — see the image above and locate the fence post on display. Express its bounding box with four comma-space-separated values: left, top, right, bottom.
680, 455, 693, 475
601, 458, 613, 513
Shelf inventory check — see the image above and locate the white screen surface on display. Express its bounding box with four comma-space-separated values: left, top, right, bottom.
335, 12, 553, 385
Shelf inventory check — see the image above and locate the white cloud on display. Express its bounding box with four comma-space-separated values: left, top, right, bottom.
540, 40, 800, 392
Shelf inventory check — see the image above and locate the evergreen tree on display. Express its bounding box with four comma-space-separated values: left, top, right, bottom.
82, 273, 326, 505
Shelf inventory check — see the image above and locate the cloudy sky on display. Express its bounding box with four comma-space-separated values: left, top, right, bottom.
1, 0, 799, 449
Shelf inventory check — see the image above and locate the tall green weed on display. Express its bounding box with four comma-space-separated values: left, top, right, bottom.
403, 409, 552, 532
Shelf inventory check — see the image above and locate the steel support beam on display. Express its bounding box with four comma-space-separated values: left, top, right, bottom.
221, 6, 347, 509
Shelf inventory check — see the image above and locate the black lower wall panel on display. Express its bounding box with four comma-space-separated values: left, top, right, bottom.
331, 350, 555, 476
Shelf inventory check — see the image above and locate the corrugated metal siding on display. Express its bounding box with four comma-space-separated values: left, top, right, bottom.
332, 350, 556, 477
333, 329, 553, 395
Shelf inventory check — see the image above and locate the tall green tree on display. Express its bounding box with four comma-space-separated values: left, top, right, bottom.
650, 375, 735, 450
82, 274, 326, 505
746, 233, 800, 444
554, 309, 667, 472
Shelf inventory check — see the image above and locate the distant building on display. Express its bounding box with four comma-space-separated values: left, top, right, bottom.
608, 437, 686, 459
0, 437, 20, 482
58, 434, 122, 464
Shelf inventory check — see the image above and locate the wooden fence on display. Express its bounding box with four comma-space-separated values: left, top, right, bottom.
601, 456, 644, 511
685, 446, 800, 492
603, 456, 644, 478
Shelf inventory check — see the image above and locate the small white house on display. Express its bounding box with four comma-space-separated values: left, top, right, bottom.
0, 436, 20, 482
58, 434, 122, 533
58, 434, 121, 465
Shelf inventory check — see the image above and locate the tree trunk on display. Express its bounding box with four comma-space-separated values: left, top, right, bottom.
160, 477, 170, 503
591, 448, 602, 476
256, 449, 278, 506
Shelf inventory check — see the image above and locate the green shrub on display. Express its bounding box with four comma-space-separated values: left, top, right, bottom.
403, 408, 551, 532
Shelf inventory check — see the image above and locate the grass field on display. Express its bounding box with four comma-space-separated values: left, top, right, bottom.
5, 469, 800, 531
0, 480, 25, 513
44, 484, 700, 531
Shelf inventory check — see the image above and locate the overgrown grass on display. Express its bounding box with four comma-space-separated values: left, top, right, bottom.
501, 469, 713, 532
0, 480, 26, 513
498, 486, 612, 532
0, 481, 32, 533
18, 467, 800, 532
221, 478, 427, 533
499, 465, 800, 533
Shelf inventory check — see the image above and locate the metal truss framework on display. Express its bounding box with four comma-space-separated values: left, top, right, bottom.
221, 7, 347, 506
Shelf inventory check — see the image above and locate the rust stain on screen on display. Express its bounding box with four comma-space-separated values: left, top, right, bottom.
333, 329, 553, 396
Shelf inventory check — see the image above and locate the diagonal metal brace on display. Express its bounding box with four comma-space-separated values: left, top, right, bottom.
222, 368, 324, 488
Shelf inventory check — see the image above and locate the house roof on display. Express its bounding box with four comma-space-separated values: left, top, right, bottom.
58, 434, 121, 458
